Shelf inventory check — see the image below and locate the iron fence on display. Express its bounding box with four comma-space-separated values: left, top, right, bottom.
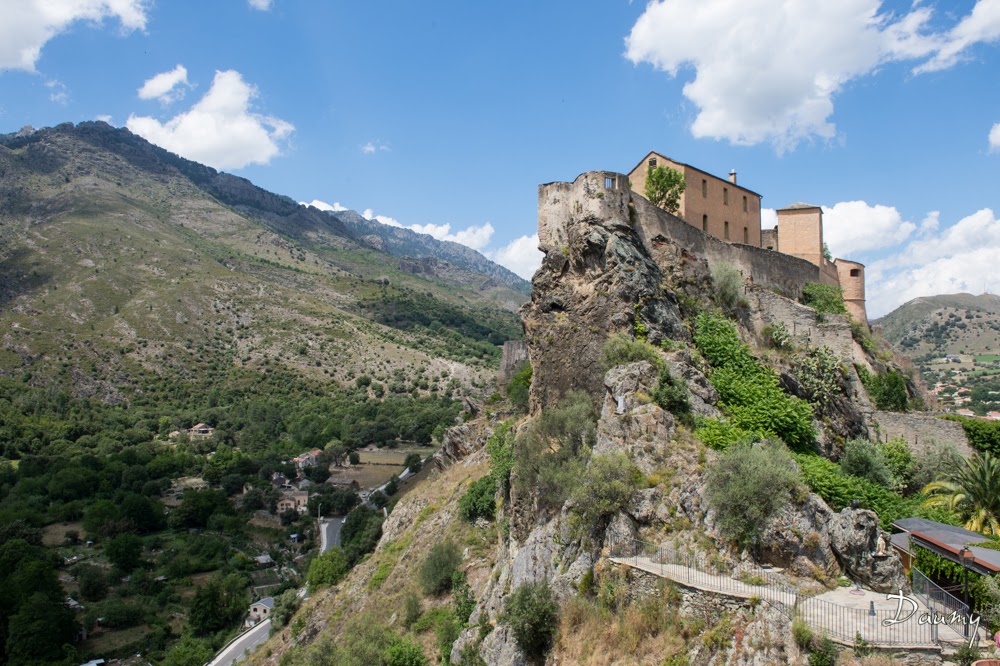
608, 536, 969, 647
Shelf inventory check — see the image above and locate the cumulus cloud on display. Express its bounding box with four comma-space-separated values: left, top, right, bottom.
625, 0, 1000, 150
486, 234, 543, 280
863, 208, 1000, 316
248, 0, 273, 9
95, 114, 113, 123
0, 0, 147, 72
138, 64, 189, 103
361, 208, 495, 251
303, 199, 346, 212
991, 122, 1000, 152
126, 70, 293, 171
761, 208, 778, 230
821, 201, 916, 257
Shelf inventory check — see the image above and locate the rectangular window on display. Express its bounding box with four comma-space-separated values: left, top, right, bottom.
648, 158, 657, 168
850, 268, 861, 277
724, 188, 729, 205
605, 176, 614, 189
702, 214, 708, 232
702, 179, 707, 198
743, 227, 749, 244
743, 195, 748, 212
724, 221, 730, 240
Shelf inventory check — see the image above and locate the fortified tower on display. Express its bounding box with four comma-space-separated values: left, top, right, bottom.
834, 259, 868, 325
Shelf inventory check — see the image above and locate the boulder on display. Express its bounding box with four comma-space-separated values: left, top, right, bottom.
759, 493, 840, 578
829, 507, 909, 594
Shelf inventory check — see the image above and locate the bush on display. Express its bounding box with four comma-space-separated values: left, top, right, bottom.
801, 283, 847, 317
807, 636, 838, 666
383, 636, 428, 666
792, 616, 813, 648
402, 591, 422, 628
794, 346, 845, 411
503, 580, 559, 659
840, 439, 893, 487
651, 365, 694, 427
705, 442, 805, 548
858, 367, 909, 412
486, 421, 516, 489
452, 571, 475, 625
711, 262, 745, 314
600, 334, 662, 371
307, 547, 350, 589
570, 452, 643, 531
459, 475, 496, 523
420, 540, 462, 596
270, 588, 300, 630
507, 363, 531, 413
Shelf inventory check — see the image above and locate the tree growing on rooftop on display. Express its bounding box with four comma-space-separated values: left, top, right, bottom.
644, 165, 686, 215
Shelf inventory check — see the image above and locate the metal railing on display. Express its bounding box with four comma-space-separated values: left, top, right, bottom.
912, 567, 969, 622
609, 536, 951, 647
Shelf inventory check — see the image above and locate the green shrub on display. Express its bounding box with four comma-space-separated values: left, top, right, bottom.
307, 546, 350, 589
383, 636, 428, 666
693, 314, 816, 449
651, 365, 694, 427
507, 363, 531, 413
807, 636, 837, 666
452, 571, 476, 625
705, 442, 805, 548
459, 475, 496, 522
857, 366, 909, 412
434, 610, 462, 663
763, 322, 791, 349
513, 391, 596, 513
599, 334, 662, 371
420, 540, 462, 596
503, 580, 559, 660
711, 262, 745, 314
577, 568, 595, 597
840, 439, 893, 487
801, 283, 847, 317
270, 588, 301, 630
792, 616, 812, 648
944, 416, 1000, 456
694, 417, 758, 450
570, 452, 644, 531
794, 346, 845, 411
486, 421, 516, 490
402, 592, 422, 629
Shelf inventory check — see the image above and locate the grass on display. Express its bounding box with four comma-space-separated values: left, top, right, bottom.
357, 446, 437, 466
79, 624, 153, 658
328, 465, 405, 490
976, 355, 1000, 362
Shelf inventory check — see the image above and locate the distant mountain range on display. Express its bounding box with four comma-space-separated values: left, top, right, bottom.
0, 121, 529, 398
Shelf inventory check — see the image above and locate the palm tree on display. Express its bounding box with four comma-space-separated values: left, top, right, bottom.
923, 452, 1000, 535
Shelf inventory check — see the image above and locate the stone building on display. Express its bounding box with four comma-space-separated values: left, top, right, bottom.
627, 151, 762, 248
627, 152, 868, 324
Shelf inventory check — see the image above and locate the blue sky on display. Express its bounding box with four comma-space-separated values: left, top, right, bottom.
1, 0, 999, 317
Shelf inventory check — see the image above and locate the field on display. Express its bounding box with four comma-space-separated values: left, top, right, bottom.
42, 520, 83, 547
356, 445, 437, 466
976, 355, 1000, 362
328, 465, 405, 490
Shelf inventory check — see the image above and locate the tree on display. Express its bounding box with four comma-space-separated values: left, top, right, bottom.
419, 540, 462, 595
6, 592, 78, 666
923, 452, 1000, 535
840, 439, 893, 487
503, 580, 559, 660
307, 547, 350, 589
403, 453, 423, 474
189, 574, 247, 635
270, 588, 301, 630
644, 165, 685, 214
160, 634, 213, 666
105, 533, 143, 573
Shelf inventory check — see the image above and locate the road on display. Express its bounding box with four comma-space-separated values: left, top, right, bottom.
320, 515, 346, 552
206, 619, 271, 666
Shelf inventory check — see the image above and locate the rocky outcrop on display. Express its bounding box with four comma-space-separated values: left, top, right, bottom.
432, 424, 485, 470
498, 340, 529, 384
829, 507, 910, 593
759, 494, 841, 578
522, 173, 686, 410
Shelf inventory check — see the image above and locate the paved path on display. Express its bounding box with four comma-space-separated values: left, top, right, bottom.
206, 619, 271, 666
320, 516, 346, 553
611, 556, 977, 649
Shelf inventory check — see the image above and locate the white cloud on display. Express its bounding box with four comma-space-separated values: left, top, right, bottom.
46, 79, 68, 105
95, 114, 113, 123
761, 208, 778, 230
138, 64, 189, 103
303, 199, 346, 212
821, 201, 915, 257
361, 208, 495, 250
248, 0, 272, 10
126, 70, 293, 171
990, 122, 1000, 152
864, 208, 1000, 316
625, 0, 1000, 150
0, 0, 147, 72
361, 141, 390, 155
486, 234, 543, 280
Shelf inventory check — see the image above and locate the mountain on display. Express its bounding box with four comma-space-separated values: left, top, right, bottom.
874, 292, 1000, 412
0, 121, 527, 399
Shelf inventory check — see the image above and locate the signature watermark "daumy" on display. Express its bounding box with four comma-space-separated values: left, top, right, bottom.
882, 590, 981, 648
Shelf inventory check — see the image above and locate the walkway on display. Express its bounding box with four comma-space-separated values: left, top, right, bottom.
610, 551, 976, 649
206, 619, 271, 666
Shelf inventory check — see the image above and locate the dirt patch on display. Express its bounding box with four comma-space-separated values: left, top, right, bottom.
42, 521, 84, 547
328, 465, 405, 490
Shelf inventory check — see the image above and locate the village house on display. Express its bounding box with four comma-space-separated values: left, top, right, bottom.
327, 477, 360, 491
188, 422, 215, 440
277, 491, 309, 514
248, 596, 274, 625
627, 151, 868, 324
292, 449, 323, 470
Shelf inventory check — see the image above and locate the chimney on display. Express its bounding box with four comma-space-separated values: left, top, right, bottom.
729, 170, 737, 184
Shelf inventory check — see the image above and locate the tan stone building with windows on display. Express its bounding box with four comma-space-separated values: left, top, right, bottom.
627, 151, 762, 248
627, 151, 868, 324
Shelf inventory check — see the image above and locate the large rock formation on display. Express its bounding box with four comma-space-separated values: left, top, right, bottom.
829, 507, 910, 594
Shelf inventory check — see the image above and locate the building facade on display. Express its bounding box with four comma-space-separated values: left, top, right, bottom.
627, 151, 762, 248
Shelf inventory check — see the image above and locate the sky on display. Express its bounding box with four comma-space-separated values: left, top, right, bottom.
1, 0, 999, 317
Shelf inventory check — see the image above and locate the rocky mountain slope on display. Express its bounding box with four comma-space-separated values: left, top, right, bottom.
249, 172, 945, 666
0, 122, 528, 398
